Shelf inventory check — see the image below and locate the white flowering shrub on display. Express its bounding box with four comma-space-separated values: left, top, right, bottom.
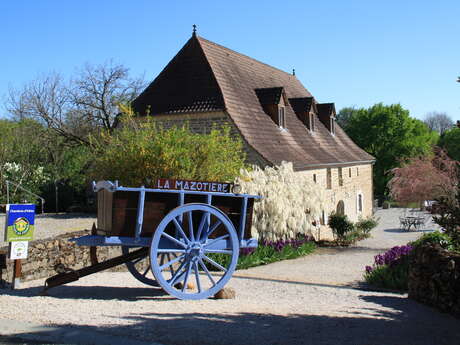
0, 162, 50, 203
236, 162, 326, 242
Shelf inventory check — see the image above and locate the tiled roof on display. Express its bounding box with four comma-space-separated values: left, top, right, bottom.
133, 35, 375, 169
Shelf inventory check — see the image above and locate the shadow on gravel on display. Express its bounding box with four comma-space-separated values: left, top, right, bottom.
0, 285, 172, 301
384, 228, 435, 234
7, 304, 459, 345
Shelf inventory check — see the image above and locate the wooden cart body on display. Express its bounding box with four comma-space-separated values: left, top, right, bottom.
64, 180, 260, 300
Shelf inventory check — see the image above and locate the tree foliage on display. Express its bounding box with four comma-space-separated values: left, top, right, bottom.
6, 61, 145, 145
89, 111, 246, 186
424, 112, 454, 135
388, 150, 458, 206
439, 127, 460, 162
0, 118, 91, 208
341, 103, 438, 197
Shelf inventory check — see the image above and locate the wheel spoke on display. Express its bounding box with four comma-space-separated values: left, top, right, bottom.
196, 213, 208, 242
157, 248, 186, 253
181, 263, 192, 292
194, 261, 202, 293
159, 254, 185, 271
204, 249, 233, 255
198, 258, 216, 286
187, 211, 195, 241
142, 265, 151, 277
203, 219, 222, 240
169, 260, 187, 286
161, 232, 187, 248
172, 218, 190, 243
203, 255, 227, 272
204, 234, 230, 248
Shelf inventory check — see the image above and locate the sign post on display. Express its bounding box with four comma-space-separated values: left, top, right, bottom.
4, 204, 36, 289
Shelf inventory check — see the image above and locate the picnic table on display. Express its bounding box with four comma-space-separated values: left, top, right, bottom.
399, 216, 425, 231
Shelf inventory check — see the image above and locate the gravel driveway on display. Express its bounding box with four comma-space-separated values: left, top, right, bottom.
1, 208, 459, 345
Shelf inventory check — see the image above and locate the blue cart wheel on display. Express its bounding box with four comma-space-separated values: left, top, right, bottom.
122, 247, 159, 287
150, 203, 239, 300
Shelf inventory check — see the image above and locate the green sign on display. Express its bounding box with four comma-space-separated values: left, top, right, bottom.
4, 204, 36, 242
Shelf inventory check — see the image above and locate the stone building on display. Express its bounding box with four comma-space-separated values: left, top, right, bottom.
132, 32, 375, 230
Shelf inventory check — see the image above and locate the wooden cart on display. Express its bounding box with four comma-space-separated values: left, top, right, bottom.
44, 180, 260, 300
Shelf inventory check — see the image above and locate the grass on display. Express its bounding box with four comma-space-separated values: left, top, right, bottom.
208, 239, 316, 270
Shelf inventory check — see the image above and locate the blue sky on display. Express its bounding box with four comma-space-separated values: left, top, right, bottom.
1, 0, 459, 122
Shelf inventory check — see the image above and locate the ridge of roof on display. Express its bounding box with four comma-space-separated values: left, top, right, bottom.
196, 35, 298, 80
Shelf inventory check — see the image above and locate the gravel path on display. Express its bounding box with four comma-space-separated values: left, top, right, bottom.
0, 213, 96, 247
1, 208, 458, 345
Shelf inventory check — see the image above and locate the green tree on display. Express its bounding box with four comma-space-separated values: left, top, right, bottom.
0, 119, 50, 203
342, 103, 438, 198
439, 127, 460, 161
336, 107, 357, 128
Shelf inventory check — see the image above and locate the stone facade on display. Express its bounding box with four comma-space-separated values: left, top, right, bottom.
409, 244, 460, 318
0, 231, 124, 283
297, 164, 373, 240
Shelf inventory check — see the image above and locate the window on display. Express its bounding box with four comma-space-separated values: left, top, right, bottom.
313, 174, 317, 183
320, 210, 326, 225
356, 167, 359, 176
309, 113, 315, 132
356, 192, 363, 213
338, 167, 343, 186
326, 168, 331, 189
349, 168, 351, 178
330, 117, 335, 135
278, 106, 286, 129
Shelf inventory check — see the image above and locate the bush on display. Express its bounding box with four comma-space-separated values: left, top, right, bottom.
410, 231, 455, 251
364, 245, 413, 291
90, 113, 246, 185
236, 162, 326, 242
328, 213, 354, 243
433, 186, 460, 248
355, 216, 379, 235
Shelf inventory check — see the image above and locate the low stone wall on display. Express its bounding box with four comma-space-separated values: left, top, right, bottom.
0, 230, 125, 283
408, 244, 460, 317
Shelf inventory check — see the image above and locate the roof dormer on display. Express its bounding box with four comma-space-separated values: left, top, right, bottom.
255, 87, 288, 129
317, 103, 336, 135
289, 97, 317, 132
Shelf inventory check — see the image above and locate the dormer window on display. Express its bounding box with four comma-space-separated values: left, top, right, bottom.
278, 106, 286, 129
255, 87, 288, 129
317, 103, 336, 134
289, 97, 316, 132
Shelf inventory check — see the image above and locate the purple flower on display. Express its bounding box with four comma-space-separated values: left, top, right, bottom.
367, 244, 414, 273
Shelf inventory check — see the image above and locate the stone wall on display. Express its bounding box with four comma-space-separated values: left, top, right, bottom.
0, 231, 124, 283
297, 163, 374, 241
408, 244, 460, 317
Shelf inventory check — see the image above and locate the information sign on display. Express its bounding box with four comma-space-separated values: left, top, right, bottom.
4, 204, 36, 242
9, 241, 29, 260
